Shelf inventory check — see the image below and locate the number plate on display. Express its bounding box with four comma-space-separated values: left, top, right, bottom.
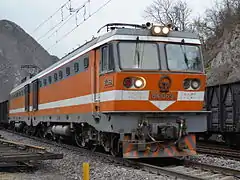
177, 91, 204, 101
149, 91, 177, 100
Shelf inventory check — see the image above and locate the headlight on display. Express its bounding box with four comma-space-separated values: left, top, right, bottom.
153, 26, 161, 34
162, 27, 170, 34
134, 79, 144, 88
151, 25, 170, 36
191, 79, 200, 89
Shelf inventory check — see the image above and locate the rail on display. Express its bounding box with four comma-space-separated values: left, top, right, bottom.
1, 129, 239, 180
197, 143, 240, 161
0, 134, 63, 168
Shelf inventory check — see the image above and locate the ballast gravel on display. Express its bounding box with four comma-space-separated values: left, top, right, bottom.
1, 130, 240, 180
190, 153, 240, 171
0, 130, 175, 180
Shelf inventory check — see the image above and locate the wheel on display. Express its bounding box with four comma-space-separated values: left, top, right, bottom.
87, 141, 97, 152
74, 131, 86, 148
110, 136, 120, 157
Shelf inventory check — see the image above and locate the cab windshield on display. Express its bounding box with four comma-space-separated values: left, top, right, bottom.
165, 44, 203, 72
118, 41, 160, 70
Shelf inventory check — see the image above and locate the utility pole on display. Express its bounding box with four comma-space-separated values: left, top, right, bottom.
20, 64, 42, 79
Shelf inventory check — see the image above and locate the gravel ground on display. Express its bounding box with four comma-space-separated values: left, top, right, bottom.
0, 130, 175, 180
190, 153, 240, 171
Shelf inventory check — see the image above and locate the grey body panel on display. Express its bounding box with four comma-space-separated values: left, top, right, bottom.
10, 111, 208, 133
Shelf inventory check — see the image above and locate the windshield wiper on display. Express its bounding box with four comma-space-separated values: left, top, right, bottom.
134, 36, 140, 68
180, 39, 189, 67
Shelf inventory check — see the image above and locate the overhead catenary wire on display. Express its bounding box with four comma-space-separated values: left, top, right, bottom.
13, 0, 79, 68
29, 0, 90, 58
44, 1, 90, 42
12, 0, 94, 77
15, 0, 77, 49
32, 0, 73, 33
46, 0, 113, 52
36, 0, 90, 43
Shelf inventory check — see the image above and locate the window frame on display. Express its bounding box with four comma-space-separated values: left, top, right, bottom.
74, 62, 79, 73
48, 76, 52, 84
43, 79, 47, 86
116, 40, 161, 71
66, 67, 70, 76
84, 57, 89, 69
59, 70, 63, 80
100, 43, 115, 75
54, 73, 58, 82
164, 43, 204, 73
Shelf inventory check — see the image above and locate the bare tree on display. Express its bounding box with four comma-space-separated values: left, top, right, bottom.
144, 0, 192, 31
191, 0, 240, 43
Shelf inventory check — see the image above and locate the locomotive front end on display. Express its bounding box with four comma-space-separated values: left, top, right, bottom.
104, 23, 208, 158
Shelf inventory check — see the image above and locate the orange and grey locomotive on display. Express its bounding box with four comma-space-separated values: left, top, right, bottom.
8, 22, 208, 158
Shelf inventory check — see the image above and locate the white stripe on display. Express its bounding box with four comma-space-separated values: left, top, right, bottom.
177, 91, 204, 101
9, 108, 25, 114
9, 90, 204, 114
11, 34, 201, 93
38, 94, 93, 110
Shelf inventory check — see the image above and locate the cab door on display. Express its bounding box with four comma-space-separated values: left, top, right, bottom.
92, 43, 115, 118
32, 79, 39, 111
24, 84, 30, 112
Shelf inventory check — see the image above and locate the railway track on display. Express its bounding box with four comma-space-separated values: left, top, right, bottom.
1, 128, 240, 180
197, 143, 240, 161
0, 133, 63, 171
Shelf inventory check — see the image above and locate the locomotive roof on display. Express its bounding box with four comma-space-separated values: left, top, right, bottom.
11, 25, 201, 93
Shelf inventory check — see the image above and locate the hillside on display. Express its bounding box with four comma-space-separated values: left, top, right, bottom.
204, 24, 240, 86
0, 20, 59, 101
192, 0, 240, 86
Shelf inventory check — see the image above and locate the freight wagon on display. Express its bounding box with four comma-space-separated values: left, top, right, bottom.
199, 81, 240, 147
0, 100, 9, 128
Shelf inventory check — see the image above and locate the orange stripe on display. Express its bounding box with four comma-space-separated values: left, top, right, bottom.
10, 103, 92, 116
185, 136, 193, 150
144, 150, 149, 157
10, 99, 204, 114
133, 151, 137, 157
170, 146, 180, 156
164, 148, 173, 157
10, 72, 206, 112
152, 144, 160, 157
191, 134, 196, 145
126, 143, 133, 154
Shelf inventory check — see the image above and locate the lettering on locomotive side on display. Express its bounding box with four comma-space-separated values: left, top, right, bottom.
149, 91, 177, 100
104, 76, 114, 87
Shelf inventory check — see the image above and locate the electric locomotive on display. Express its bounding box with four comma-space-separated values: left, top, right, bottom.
8, 22, 208, 158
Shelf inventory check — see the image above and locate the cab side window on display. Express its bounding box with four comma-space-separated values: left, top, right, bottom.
100, 44, 114, 73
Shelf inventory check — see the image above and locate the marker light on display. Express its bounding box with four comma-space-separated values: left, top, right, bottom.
134, 79, 144, 88
191, 79, 200, 89
183, 79, 191, 89
123, 77, 133, 88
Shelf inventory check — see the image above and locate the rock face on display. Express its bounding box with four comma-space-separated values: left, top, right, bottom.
0, 20, 59, 102
205, 24, 240, 86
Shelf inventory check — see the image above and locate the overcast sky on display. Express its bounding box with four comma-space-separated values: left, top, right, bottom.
0, 0, 215, 58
